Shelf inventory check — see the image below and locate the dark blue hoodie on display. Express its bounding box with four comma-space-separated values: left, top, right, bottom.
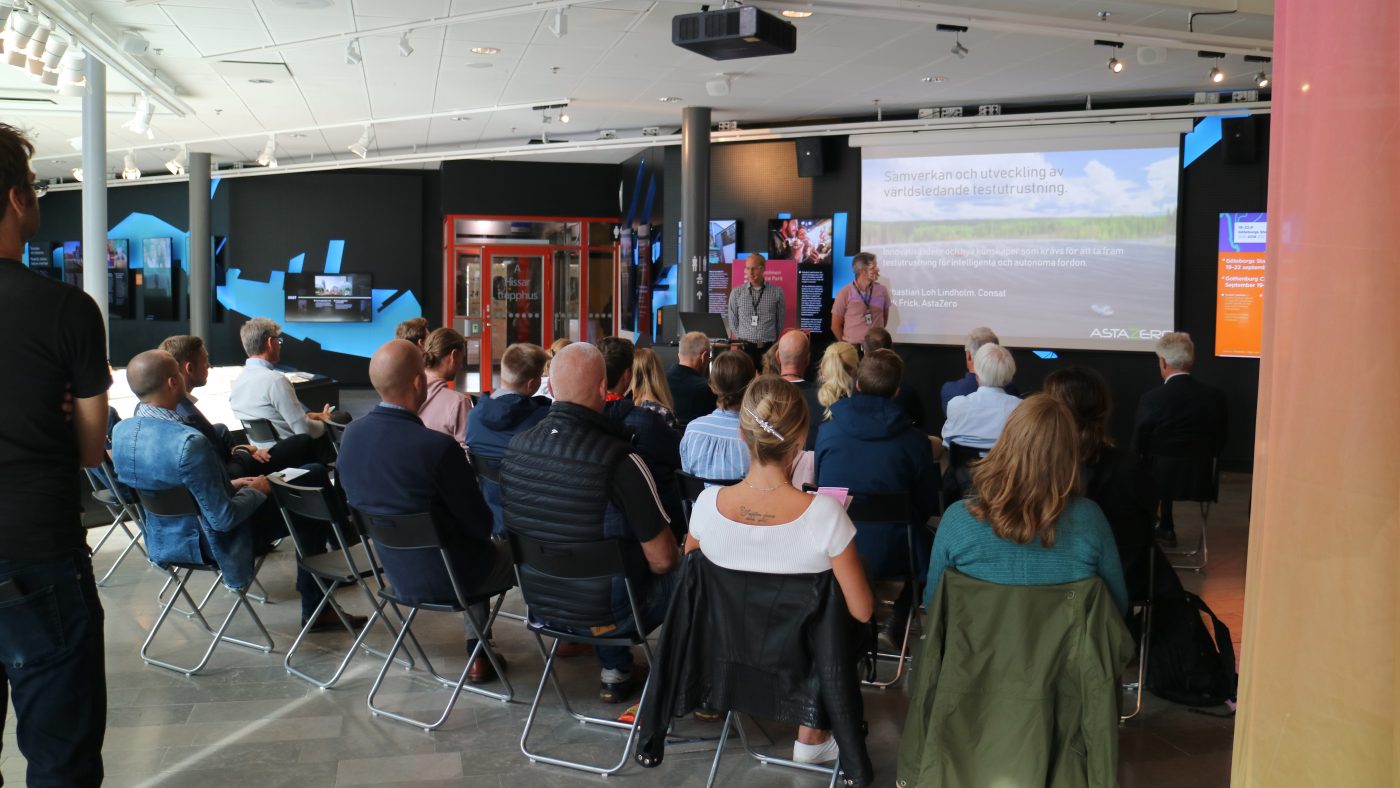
815, 393, 941, 579
466, 392, 551, 534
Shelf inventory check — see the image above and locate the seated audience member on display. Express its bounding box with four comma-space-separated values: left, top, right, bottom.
925, 395, 1129, 615
418, 327, 473, 453
667, 331, 716, 427
942, 343, 1021, 451
500, 343, 680, 703
395, 316, 429, 348
229, 317, 339, 445
862, 327, 926, 430
776, 329, 824, 450
680, 350, 757, 483
685, 375, 873, 764
337, 340, 514, 683
631, 346, 680, 431
159, 334, 317, 474
600, 337, 686, 530
465, 343, 551, 535
112, 350, 347, 631
1133, 332, 1229, 547
816, 341, 859, 422
760, 343, 782, 376
1045, 367, 1162, 599
537, 337, 572, 400
940, 326, 1019, 417
815, 349, 940, 638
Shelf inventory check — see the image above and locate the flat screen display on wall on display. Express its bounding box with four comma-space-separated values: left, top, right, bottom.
285, 273, 374, 323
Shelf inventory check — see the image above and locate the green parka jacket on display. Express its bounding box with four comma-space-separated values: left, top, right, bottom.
896, 571, 1134, 788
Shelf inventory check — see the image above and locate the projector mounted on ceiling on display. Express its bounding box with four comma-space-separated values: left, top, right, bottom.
672, 6, 796, 61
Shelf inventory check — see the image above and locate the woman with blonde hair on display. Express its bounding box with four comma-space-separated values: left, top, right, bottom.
923, 394, 1128, 614
816, 341, 858, 421
418, 327, 472, 452
685, 374, 873, 764
630, 347, 679, 430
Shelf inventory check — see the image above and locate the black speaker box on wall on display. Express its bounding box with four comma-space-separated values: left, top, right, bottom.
657, 304, 680, 344
796, 138, 824, 177
1223, 116, 1258, 164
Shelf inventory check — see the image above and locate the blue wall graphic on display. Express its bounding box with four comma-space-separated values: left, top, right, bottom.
217, 240, 420, 359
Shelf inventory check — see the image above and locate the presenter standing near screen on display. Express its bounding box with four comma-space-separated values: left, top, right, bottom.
728, 252, 785, 352
832, 252, 890, 346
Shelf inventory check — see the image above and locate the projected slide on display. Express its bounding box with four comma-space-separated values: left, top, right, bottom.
862, 146, 1179, 350
1215, 212, 1266, 358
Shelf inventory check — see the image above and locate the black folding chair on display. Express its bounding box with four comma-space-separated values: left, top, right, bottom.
136, 486, 274, 675
269, 478, 412, 688
845, 491, 916, 688
84, 458, 147, 586
676, 471, 742, 523
356, 508, 513, 731
241, 417, 280, 446
1121, 524, 1158, 723
468, 450, 503, 484
508, 532, 657, 777
1153, 437, 1221, 572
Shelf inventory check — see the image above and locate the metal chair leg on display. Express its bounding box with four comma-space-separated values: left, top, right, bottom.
284, 575, 410, 689
95, 520, 146, 586
141, 570, 275, 675
732, 715, 842, 782
1121, 597, 1153, 723
863, 603, 915, 689
705, 712, 736, 787
1169, 503, 1210, 571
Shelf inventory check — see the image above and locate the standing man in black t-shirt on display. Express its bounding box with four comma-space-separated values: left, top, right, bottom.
0, 123, 112, 787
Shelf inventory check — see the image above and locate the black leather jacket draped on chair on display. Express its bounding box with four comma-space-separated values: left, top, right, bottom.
635, 551, 875, 787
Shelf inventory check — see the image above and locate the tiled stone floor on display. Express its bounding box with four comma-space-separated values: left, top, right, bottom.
2, 407, 1247, 786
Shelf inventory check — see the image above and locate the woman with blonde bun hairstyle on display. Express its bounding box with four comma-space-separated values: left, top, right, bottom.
816, 341, 859, 420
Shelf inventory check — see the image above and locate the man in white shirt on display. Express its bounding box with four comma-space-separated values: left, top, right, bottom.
229, 317, 335, 445
941, 343, 1022, 450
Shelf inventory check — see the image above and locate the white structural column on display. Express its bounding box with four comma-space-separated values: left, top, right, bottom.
80, 55, 108, 335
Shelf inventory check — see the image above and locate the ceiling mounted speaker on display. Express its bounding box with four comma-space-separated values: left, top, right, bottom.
1136, 46, 1165, 66
119, 30, 150, 55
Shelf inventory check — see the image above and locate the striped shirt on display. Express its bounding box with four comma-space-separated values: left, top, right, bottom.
680, 409, 750, 484
727, 282, 785, 343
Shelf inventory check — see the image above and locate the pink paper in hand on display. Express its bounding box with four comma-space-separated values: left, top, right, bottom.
814, 487, 850, 508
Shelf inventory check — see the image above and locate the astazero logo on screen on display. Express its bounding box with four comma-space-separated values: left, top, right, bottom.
1089, 327, 1170, 339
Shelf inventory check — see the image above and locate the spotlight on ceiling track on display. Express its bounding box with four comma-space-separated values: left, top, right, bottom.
559, 112, 570, 123
347, 124, 373, 159
345, 38, 361, 65
1093, 39, 1124, 73
398, 31, 413, 57
1198, 50, 1227, 84
1243, 54, 1271, 88
549, 6, 567, 38
165, 145, 187, 176
256, 135, 277, 167
121, 151, 141, 181
1254, 71, 1269, 88
71, 167, 83, 182
936, 24, 969, 59
57, 48, 86, 97
4, 11, 38, 68
123, 94, 155, 139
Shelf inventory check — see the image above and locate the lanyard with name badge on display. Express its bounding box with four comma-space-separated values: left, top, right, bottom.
750, 283, 765, 327
856, 281, 876, 325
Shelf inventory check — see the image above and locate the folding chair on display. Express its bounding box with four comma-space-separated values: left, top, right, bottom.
509, 532, 656, 777
468, 450, 502, 484
84, 458, 147, 586
322, 420, 346, 458
241, 417, 280, 446
1121, 520, 1159, 723
940, 441, 984, 512
135, 486, 274, 676
845, 491, 915, 689
269, 478, 412, 688
1151, 434, 1221, 572
676, 471, 742, 522
356, 509, 513, 731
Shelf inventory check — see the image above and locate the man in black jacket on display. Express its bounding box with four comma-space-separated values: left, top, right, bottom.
1133, 332, 1228, 546
666, 331, 715, 427
599, 336, 686, 532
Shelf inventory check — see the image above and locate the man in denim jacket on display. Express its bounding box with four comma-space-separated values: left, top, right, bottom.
112, 350, 347, 629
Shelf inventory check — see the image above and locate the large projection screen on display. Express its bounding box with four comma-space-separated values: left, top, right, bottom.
858, 121, 1187, 351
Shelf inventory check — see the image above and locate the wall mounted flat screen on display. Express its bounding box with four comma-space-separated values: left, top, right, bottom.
768, 218, 833, 265
60, 240, 82, 288
285, 273, 373, 323
1215, 212, 1267, 358
107, 239, 129, 270
858, 121, 1186, 351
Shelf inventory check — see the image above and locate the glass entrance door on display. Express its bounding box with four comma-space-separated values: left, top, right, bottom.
453, 248, 483, 392
487, 251, 547, 390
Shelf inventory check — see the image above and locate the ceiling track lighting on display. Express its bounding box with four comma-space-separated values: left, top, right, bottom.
549, 5, 568, 38
1198, 50, 1227, 84
1243, 54, 1271, 88
121, 151, 141, 181
256, 134, 277, 167
345, 38, 361, 65
165, 144, 187, 175
937, 24, 969, 59
123, 94, 155, 139
348, 124, 373, 159
398, 30, 413, 57
1093, 39, 1124, 74
70, 166, 82, 182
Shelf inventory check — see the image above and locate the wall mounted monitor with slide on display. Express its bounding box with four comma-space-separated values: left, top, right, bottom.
858, 120, 1186, 351
107, 239, 131, 318
59, 240, 82, 289
284, 272, 374, 323
768, 218, 833, 265
142, 237, 177, 320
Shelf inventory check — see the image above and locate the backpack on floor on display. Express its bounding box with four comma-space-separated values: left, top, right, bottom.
1146, 590, 1238, 707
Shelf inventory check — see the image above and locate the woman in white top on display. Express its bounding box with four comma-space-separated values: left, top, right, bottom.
684, 374, 874, 765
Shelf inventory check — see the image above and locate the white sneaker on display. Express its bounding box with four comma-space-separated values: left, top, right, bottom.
793, 736, 840, 764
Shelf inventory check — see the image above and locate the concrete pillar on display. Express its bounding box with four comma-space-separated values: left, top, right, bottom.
80, 56, 107, 335
679, 106, 711, 313
187, 151, 212, 342
1230, 1, 1399, 785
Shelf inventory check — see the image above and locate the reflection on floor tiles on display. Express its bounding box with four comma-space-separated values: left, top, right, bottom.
2, 473, 1250, 787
